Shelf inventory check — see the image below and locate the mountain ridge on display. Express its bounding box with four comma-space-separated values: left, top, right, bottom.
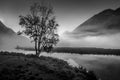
72, 7, 120, 36
0, 21, 15, 35
0, 21, 33, 50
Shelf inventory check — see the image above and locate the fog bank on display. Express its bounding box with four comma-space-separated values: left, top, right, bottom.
58, 33, 120, 49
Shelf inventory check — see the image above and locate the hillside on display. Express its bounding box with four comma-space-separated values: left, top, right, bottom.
0, 52, 98, 80
71, 7, 120, 37
0, 21, 33, 50
0, 21, 15, 35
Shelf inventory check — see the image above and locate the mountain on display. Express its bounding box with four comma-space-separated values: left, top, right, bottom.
71, 7, 120, 37
0, 21, 15, 35
0, 21, 33, 50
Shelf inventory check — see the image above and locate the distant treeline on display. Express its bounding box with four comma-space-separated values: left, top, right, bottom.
52, 47, 120, 56
16, 46, 35, 51
16, 46, 120, 56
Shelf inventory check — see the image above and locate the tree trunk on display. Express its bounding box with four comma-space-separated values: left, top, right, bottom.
37, 37, 41, 56
35, 40, 39, 57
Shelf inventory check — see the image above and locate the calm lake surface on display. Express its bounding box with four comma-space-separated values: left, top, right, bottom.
5, 50, 120, 80
40, 53, 120, 80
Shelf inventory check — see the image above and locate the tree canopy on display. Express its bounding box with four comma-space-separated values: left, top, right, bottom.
19, 3, 59, 56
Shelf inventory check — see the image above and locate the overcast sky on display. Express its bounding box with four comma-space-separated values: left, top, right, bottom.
0, 0, 120, 35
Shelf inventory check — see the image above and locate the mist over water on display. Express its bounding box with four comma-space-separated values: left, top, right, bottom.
37, 52, 120, 80
58, 33, 120, 49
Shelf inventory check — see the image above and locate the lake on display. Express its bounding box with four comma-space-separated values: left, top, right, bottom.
39, 53, 120, 80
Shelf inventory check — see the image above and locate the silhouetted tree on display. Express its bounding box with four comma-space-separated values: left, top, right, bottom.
19, 2, 59, 56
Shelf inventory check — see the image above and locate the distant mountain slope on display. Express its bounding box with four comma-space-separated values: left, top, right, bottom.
72, 7, 120, 36
0, 21, 15, 35
0, 21, 33, 50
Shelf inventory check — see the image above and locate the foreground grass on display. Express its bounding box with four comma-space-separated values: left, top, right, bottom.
0, 51, 98, 80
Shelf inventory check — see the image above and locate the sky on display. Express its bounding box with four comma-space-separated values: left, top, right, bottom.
0, 0, 120, 35
1, 0, 120, 49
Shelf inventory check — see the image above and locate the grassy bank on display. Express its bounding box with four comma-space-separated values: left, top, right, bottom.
0, 51, 98, 80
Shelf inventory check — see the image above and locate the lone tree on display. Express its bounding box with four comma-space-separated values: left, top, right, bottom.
19, 3, 59, 56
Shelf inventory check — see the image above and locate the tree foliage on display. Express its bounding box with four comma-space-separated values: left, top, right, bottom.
19, 3, 59, 56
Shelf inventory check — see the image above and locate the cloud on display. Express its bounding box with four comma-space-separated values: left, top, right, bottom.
58, 33, 120, 49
